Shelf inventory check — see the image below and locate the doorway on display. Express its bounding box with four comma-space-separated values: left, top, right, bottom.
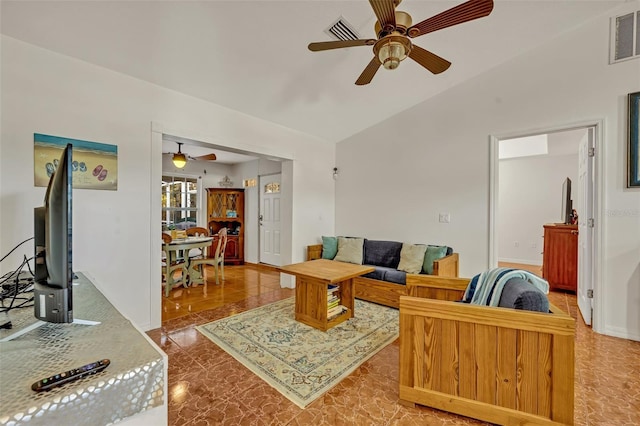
150, 124, 293, 329
489, 121, 603, 330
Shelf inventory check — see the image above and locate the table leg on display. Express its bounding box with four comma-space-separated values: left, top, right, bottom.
187, 259, 204, 287
164, 250, 187, 297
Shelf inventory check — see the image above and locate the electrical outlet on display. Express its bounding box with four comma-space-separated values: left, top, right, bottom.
439, 213, 451, 223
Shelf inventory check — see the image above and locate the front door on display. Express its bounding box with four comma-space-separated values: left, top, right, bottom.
259, 174, 282, 266
577, 127, 595, 325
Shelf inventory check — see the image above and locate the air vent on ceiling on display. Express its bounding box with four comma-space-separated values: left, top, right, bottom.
324, 16, 360, 41
610, 10, 640, 63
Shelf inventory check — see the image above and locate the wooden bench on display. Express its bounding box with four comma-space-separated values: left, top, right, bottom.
399, 275, 576, 425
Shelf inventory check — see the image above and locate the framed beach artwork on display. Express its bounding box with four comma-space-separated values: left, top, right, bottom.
629, 91, 640, 188
34, 133, 118, 190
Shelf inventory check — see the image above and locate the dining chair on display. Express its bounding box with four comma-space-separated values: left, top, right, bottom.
191, 227, 228, 285
161, 232, 187, 296
185, 227, 210, 259
186, 227, 209, 237
161, 232, 171, 281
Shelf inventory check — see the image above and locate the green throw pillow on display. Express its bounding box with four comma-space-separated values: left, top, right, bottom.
321, 236, 338, 259
422, 245, 448, 275
333, 237, 364, 264
397, 243, 428, 274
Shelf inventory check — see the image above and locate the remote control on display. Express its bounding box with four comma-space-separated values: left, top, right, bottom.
31, 359, 110, 392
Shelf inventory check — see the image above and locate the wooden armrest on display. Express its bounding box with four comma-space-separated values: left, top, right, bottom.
406, 274, 469, 301
307, 244, 323, 261
432, 252, 459, 277
400, 296, 575, 334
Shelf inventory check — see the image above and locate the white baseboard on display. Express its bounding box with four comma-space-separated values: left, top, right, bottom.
602, 326, 640, 342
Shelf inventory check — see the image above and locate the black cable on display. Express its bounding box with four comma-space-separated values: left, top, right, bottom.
0, 256, 35, 286
0, 255, 35, 314
0, 237, 34, 263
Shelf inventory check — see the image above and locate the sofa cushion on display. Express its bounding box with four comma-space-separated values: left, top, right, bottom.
362, 267, 387, 281
382, 268, 407, 285
397, 243, 428, 274
422, 245, 448, 274
363, 240, 403, 269
498, 277, 549, 313
321, 236, 338, 259
334, 237, 364, 264
363, 266, 406, 285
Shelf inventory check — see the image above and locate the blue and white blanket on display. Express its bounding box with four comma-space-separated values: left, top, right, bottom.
462, 268, 549, 307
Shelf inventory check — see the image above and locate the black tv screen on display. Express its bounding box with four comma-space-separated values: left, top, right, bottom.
561, 177, 572, 225
34, 143, 73, 323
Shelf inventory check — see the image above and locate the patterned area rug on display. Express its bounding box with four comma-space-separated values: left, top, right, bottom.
196, 297, 399, 408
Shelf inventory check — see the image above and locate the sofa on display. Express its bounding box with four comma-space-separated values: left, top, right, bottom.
399, 274, 576, 425
306, 236, 459, 308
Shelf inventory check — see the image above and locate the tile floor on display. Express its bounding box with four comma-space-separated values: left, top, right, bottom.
147, 264, 640, 425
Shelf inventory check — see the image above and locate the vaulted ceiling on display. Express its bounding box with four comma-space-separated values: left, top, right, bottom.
1, 1, 626, 144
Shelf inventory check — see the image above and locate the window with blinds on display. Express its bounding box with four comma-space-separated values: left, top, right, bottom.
161, 175, 198, 231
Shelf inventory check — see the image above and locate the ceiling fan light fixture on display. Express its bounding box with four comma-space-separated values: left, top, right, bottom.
375, 36, 411, 70
172, 142, 187, 168
172, 152, 187, 168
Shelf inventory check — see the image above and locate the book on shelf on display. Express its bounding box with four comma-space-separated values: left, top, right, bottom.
327, 304, 347, 320
327, 284, 339, 295
327, 299, 340, 310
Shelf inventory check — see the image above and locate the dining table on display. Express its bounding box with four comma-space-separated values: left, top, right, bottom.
162, 235, 213, 296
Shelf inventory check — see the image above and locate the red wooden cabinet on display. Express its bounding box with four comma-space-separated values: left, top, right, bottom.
207, 188, 244, 265
542, 223, 578, 292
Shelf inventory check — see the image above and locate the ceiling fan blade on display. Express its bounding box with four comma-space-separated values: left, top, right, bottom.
407, 0, 493, 38
408, 45, 451, 74
308, 39, 376, 52
369, 0, 396, 32
193, 153, 217, 161
355, 58, 381, 86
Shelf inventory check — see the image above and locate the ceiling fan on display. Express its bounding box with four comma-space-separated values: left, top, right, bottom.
171, 142, 217, 168
308, 0, 494, 85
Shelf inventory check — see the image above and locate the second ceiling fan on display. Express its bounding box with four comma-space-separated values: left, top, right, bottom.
308, 0, 494, 85
171, 142, 217, 168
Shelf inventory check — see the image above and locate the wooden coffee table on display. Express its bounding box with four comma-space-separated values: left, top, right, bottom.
280, 259, 374, 331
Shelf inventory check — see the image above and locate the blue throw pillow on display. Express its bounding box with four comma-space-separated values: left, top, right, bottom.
422, 245, 448, 274
321, 236, 338, 259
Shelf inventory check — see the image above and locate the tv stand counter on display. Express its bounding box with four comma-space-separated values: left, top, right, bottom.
0, 273, 167, 425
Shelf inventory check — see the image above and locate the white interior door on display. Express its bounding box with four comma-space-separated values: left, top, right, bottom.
259, 174, 282, 266
577, 128, 594, 325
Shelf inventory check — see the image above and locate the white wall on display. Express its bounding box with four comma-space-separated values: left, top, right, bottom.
234, 159, 260, 263
336, 3, 640, 340
258, 159, 282, 176
0, 36, 336, 330
498, 153, 578, 264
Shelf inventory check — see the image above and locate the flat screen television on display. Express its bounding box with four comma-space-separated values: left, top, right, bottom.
561, 177, 572, 225
33, 143, 73, 323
